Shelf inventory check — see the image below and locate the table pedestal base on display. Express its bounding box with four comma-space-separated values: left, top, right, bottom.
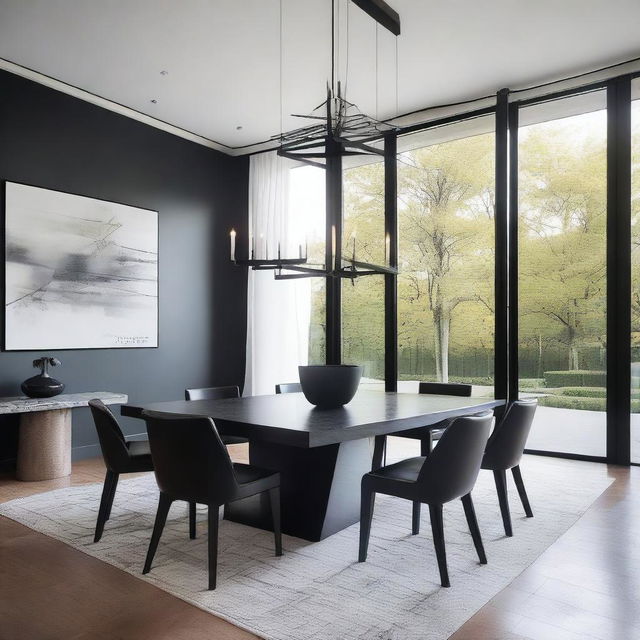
225, 437, 373, 541
17, 409, 72, 481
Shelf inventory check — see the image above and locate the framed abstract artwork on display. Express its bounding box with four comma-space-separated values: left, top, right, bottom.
4, 182, 158, 350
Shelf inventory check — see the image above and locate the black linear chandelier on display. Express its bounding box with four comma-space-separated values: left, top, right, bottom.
231, 0, 400, 280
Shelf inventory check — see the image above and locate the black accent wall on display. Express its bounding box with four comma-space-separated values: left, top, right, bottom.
0, 70, 249, 465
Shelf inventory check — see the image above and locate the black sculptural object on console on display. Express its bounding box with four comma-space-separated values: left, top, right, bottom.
21, 356, 65, 398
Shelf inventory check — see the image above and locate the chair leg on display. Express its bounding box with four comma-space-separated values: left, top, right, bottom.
104, 473, 119, 521
269, 487, 283, 556
429, 503, 449, 587
189, 501, 197, 539
143, 493, 172, 575
358, 485, 376, 562
208, 505, 219, 590
412, 501, 421, 535
461, 493, 487, 564
493, 469, 513, 537
372, 436, 386, 471
94, 470, 116, 543
511, 465, 533, 518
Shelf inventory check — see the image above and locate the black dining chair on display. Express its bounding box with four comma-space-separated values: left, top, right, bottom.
184, 385, 248, 445
275, 382, 302, 394
372, 382, 473, 469
359, 412, 493, 587
481, 399, 537, 537
141, 410, 282, 590
184, 386, 248, 537
398, 382, 473, 454
185, 385, 240, 401
89, 399, 156, 543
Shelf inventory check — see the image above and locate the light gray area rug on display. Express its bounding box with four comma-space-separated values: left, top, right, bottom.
0, 456, 612, 640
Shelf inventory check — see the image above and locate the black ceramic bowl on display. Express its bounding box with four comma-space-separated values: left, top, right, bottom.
298, 365, 363, 408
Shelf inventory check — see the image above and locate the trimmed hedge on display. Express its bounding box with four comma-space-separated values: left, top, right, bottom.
561, 387, 606, 398
544, 370, 606, 388
407, 376, 495, 386
519, 378, 545, 389
538, 395, 640, 411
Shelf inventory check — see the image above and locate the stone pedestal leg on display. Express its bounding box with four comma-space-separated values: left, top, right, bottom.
17, 409, 72, 481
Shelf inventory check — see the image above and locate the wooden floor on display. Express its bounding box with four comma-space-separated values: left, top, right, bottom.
0, 451, 638, 640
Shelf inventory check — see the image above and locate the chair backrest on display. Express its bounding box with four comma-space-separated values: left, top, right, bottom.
417, 413, 493, 504
419, 382, 472, 397
142, 410, 237, 505
89, 399, 130, 472
184, 385, 240, 401
275, 382, 302, 394
482, 400, 537, 470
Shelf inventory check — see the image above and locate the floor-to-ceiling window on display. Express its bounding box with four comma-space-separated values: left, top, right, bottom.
395, 117, 496, 395
341, 156, 386, 384
517, 92, 608, 457
286, 72, 640, 465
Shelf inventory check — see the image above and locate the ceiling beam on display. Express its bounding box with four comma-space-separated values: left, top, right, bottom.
350, 0, 400, 36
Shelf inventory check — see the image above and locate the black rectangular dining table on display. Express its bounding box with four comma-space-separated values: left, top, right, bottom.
122, 391, 505, 541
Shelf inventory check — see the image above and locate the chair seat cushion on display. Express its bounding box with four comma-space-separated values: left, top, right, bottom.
233, 463, 277, 485
369, 456, 426, 483
123, 439, 154, 473
232, 463, 280, 500
126, 439, 151, 457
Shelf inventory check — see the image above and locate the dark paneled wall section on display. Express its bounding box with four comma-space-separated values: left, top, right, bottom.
0, 71, 249, 465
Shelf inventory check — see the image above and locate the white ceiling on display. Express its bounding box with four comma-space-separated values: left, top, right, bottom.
1, 0, 639, 154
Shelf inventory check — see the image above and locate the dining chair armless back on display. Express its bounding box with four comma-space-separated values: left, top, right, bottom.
184, 385, 246, 446
373, 381, 474, 469
89, 399, 155, 543
184, 385, 240, 401
482, 400, 537, 471
89, 399, 132, 472
141, 410, 282, 590
481, 399, 538, 537
359, 412, 493, 587
417, 412, 493, 504
143, 411, 238, 505
275, 383, 302, 394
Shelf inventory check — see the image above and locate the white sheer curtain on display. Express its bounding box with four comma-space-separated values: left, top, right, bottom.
244, 151, 311, 396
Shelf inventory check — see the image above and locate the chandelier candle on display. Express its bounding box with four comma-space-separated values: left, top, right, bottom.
331, 225, 337, 270
230, 229, 236, 262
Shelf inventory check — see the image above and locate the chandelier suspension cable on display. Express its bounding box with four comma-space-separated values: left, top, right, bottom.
395, 29, 399, 118
279, 0, 284, 141
344, 0, 350, 100
331, 0, 336, 97
375, 21, 379, 120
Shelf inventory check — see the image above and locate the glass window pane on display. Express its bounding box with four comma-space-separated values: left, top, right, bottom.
518, 91, 607, 457
342, 157, 385, 384
396, 116, 496, 396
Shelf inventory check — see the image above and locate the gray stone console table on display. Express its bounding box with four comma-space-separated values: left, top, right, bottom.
0, 392, 128, 482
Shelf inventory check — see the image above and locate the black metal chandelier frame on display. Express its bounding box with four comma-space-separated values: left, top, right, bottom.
232, 0, 400, 281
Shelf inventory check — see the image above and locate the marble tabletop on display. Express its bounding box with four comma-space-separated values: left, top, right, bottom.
0, 392, 128, 415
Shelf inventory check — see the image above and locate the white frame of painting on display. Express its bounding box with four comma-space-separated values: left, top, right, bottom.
4, 182, 159, 351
